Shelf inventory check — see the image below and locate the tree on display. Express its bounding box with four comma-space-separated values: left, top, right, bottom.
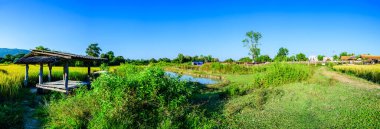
149, 58, 157, 63
296, 53, 307, 61
106, 51, 115, 60
158, 58, 171, 63
86, 43, 102, 57
339, 52, 354, 57
317, 55, 325, 61
35, 46, 50, 51
275, 47, 289, 61
176, 53, 185, 63
255, 55, 272, 62
242, 31, 262, 62
239, 57, 253, 62
288, 55, 296, 62
112, 56, 125, 65
224, 58, 234, 63
333, 55, 339, 61
4, 54, 13, 62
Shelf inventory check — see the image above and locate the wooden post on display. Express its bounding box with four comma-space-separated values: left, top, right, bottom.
39, 63, 43, 85
48, 63, 52, 82
64, 62, 69, 95
24, 64, 29, 87
87, 64, 91, 90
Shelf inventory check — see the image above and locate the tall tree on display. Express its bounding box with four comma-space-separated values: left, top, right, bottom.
296, 53, 307, 61
317, 55, 325, 61
275, 47, 289, 61
86, 43, 102, 57
242, 31, 262, 62
176, 53, 185, 63
35, 46, 50, 51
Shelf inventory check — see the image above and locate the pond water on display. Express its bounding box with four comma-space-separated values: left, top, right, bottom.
165, 72, 218, 85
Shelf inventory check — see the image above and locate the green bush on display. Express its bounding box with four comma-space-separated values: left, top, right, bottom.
225, 63, 313, 96
42, 64, 216, 128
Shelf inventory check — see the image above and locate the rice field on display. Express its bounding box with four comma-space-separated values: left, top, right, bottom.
333, 64, 380, 84
0, 64, 100, 99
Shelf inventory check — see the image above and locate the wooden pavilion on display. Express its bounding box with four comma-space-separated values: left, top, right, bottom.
15, 49, 106, 94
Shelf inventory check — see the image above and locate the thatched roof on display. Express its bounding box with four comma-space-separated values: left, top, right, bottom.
360, 55, 380, 60
15, 49, 106, 64
340, 56, 356, 61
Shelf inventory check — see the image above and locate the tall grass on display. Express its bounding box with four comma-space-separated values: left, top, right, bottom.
41, 64, 216, 128
225, 63, 313, 96
333, 64, 380, 84
0, 64, 99, 100
172, 62, 262, 74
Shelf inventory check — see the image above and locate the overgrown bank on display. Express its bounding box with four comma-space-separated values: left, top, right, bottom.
38, 64, 218, 128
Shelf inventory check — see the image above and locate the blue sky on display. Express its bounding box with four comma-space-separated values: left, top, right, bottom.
0, 0, 379, 60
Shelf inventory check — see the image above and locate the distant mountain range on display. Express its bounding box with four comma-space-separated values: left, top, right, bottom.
0, 48, 30, 57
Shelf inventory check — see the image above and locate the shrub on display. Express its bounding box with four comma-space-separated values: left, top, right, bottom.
43, 64, 216, 128
225, 63, 313, 96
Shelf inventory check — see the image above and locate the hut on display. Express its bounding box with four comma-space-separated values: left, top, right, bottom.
360, 54, 380, 64
15, 49, 106, 94
340, 56, 356, 61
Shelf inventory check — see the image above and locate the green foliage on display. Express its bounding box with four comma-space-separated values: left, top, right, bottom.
238, 57, 252, 62
0, 53, 26, 63
317, 55, 325, 61
86, 43, 102, 57
35, 46, 50, 51
242, 31, 262, 60
0, 102, 24, 128
296, 53, 307, 61
176, 62, 260, 74
275, 47, 289, 61
255, 55, 272, 63
225, 63, 313, 96
333, 54, 339, 61
224, 58, 234, 63
43, 64, 215, 128
99, 63, 110, 71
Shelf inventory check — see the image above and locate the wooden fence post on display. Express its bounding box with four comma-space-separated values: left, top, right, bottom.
24, 64, 29, 87
39, 63, 43, 85
48, 63, 52, 82
64, 62, 69, 95
87, 64, 91, 90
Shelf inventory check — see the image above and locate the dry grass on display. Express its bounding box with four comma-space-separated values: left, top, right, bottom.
333, 64, 380, 84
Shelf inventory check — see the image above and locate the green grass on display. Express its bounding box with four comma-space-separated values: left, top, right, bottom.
39, 64, 217, 128
223, 68, 380, 128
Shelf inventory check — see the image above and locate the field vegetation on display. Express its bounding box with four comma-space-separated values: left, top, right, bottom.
333, 64, 380, 84
38, 64, 217, 128
0, 64, 101, 128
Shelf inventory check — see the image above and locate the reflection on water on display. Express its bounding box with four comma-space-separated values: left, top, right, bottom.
165, 72, 218, 85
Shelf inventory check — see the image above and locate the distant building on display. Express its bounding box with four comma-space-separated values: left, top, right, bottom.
360, 54, 380, 64
340, 56, 356, 61
323, 57, 333, 62
192, 61, 204, 66
308, 56, 318, 62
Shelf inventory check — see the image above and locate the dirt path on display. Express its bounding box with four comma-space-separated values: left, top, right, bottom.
320, 67, 380, 90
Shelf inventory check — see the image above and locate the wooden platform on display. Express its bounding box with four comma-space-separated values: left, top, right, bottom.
36, 80, 89, 93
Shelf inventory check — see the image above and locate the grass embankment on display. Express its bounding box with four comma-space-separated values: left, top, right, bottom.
224, 68, 380, 128
333, 64, 380, 84
169, 62, 380, 128
39, 64, 217, 128
0, 64, 100, 128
